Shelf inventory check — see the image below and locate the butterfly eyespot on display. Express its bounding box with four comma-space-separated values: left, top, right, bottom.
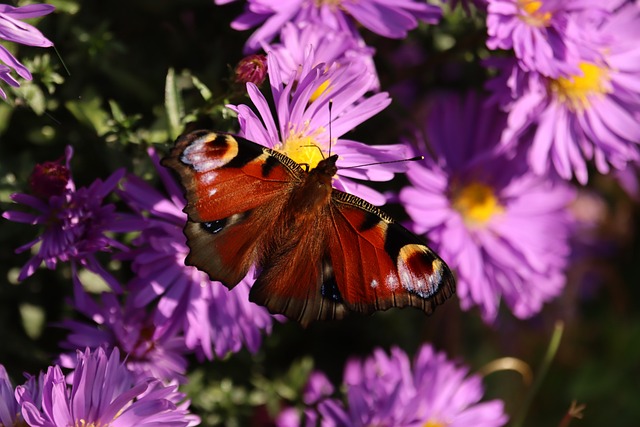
201, 219, 227, 234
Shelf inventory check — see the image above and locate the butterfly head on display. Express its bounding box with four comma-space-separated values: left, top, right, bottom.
310, 154, 339, 177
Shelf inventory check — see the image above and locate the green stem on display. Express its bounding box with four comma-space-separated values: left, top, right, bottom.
511, 321, 565, 427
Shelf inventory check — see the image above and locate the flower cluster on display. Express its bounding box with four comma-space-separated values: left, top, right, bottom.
1, 347, 199, 427
218, 0, 441, 54
486, 0, 640, 183
278, 344, 508, 426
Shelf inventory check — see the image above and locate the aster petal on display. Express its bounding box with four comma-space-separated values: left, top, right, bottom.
342, 1, 417, 38
247, 82, 280, 142
0, 10, 53, 48
0, 45, 30, 79
595, 95, 640, 143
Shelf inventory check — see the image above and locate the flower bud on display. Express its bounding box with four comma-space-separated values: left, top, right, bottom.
234, 54, 268, 86
29, 158, 70, 198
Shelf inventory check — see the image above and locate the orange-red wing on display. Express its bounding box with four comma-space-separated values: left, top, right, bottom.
162, 131, 301, 287
327, 191, 455, 315
249, 206, 349, 327
162, 130, 302, 222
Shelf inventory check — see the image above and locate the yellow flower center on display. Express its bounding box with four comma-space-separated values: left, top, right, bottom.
279, 124, 327, 168
423, 420, 446, 427
518, 0, 552, 26
549, 62, 610, 111
452, 182, 503, 226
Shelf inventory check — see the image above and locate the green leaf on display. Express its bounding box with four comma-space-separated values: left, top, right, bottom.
165, 68, 184, 140
16, 83, 47, 115
0, 103, 13, 135
191, 75, 213, 102
108, 99, 127, 124
46, 0, 81, 14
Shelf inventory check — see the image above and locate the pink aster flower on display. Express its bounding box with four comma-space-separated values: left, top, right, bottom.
16, 347, 199, 427
266, 21, 378, 91
225, 0, 441, 53
118, 149, 275, 360
0, 3, 54, 98
486, 0, 605, 78
317, 345, 507, 426
230, 54, 407, 205
400, 92, 576, 322
493, 1, 640, 184
2, 146, 132, 290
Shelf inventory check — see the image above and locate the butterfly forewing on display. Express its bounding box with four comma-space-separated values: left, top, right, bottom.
162, 131, 301, 287
164, 131, 301, 222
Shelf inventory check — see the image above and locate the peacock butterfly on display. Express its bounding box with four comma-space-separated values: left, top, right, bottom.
162, 130, 455, 326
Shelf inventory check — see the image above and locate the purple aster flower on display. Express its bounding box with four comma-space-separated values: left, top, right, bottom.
317, 345, 507, 426
486, 0, 605, 78
118, 149, 275, 360
230, 54, 407, 205
226, 0, 441, 53
265, 21, 378, 91
16, 347, 199, 427
400, 92, 576, 322
58, 285, 189, 384
493, 1, 640, 184
0, 3, 54, 98
2, 146, 132, 290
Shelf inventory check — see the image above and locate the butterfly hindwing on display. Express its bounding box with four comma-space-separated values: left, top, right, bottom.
162, 131, 302, 286
248, 204, 349, 326
326, 191, 455, 315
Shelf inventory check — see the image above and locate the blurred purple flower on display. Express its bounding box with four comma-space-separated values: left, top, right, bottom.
1, 365, 22, 426
225, 0, 441, 53
2, 146, 132, 290
276, 371, 335, 427
58, 288, 189, 384
0, 3, 54, 98
266, 21, 378, 91
486, 0, 605, 78
400, 92, 576, 322
317, 345, 507, 426
491, 2, 640, 184
16, 347, 199, 427
118, 149, 275, 360
0, 365, 43, 427
230, 54, 406, 205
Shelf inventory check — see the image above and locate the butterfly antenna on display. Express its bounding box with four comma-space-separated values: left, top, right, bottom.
339, 155, 425, 170
328, 99, 333, 157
